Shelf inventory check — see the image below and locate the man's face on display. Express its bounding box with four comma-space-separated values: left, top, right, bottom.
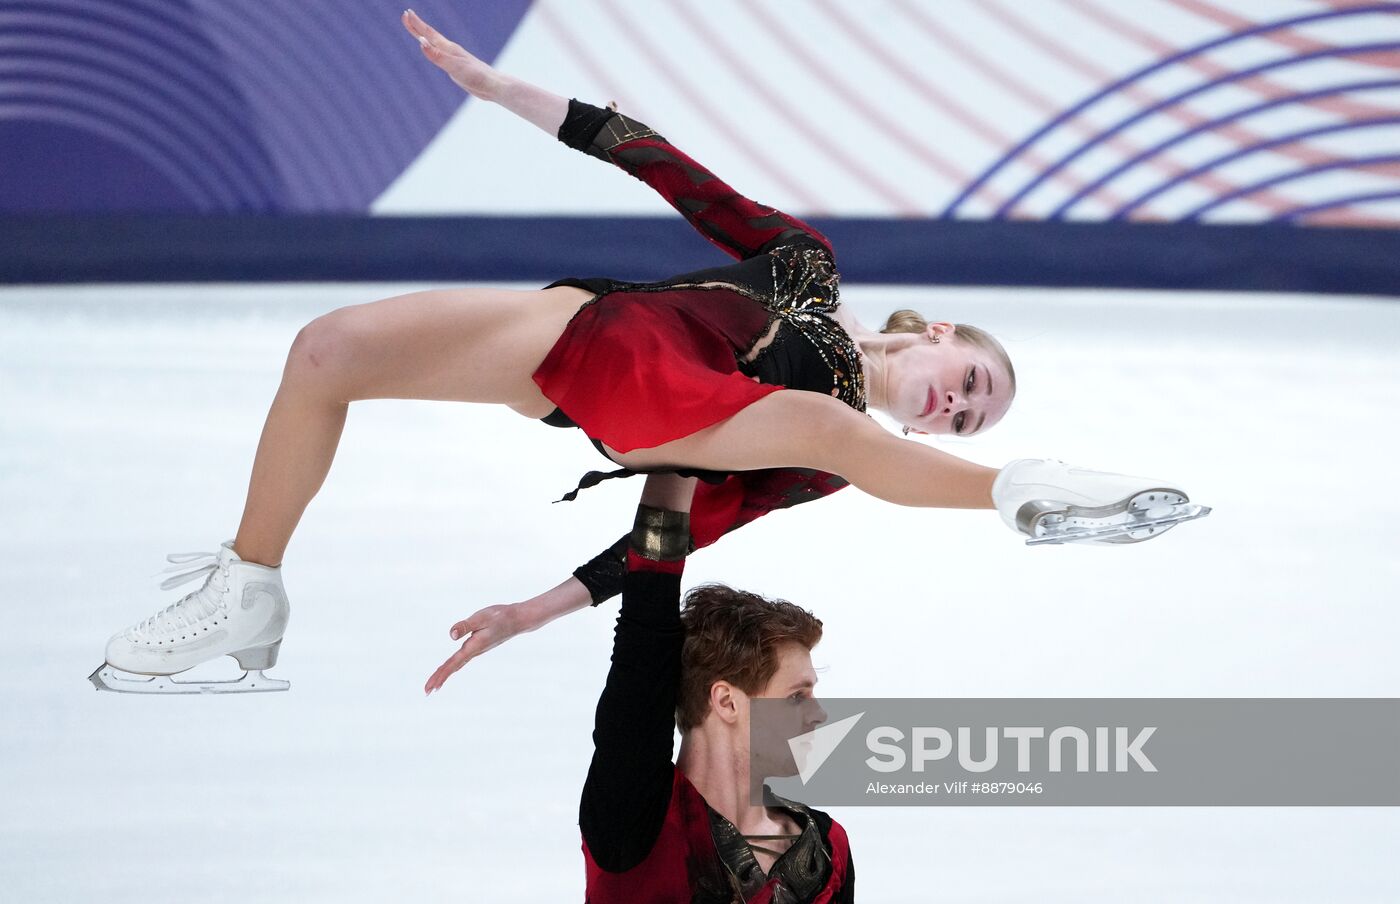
747, 642, 827, 778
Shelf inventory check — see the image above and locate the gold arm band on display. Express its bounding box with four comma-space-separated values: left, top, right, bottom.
629, 505, 692, 562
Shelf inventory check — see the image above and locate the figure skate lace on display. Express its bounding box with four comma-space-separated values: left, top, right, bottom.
126, 550, 233, 640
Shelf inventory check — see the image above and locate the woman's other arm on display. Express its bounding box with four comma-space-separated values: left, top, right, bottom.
423, 574, 593, 695
424, 462, 845, 691
571, 468, 849, 606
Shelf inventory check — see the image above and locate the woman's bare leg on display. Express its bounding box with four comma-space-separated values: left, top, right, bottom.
232, 285, 587, 566
232, 365, 348, 567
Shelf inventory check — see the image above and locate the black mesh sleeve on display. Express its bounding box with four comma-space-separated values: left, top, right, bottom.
572, 535, 628, 607
557, 98, 617, 156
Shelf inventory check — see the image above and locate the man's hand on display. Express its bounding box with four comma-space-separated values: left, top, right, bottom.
402, 8, 504, 101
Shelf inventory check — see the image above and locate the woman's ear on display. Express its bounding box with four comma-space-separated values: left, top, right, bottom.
926, 321, 956, 342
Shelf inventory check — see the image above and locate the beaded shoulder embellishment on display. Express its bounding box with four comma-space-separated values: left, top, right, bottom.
766, 244, 866, 412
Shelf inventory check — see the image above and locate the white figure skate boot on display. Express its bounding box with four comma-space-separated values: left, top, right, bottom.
992, 459, 1210, 546
89, 540, 291, 694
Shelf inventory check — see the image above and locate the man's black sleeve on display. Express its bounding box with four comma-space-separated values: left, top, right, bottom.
578, 567, 684, 872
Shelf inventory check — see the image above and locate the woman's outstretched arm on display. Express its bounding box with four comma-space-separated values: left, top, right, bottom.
403, 10, 827, 261
554, 100, 831, 261
614, 391, 998, 510
403, 10, 568, 133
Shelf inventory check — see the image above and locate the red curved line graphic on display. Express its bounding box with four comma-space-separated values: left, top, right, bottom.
727, 0, 951, 211
711, 0, 940, 212
818, 0, 1087, 213
578, 0, 831, 215
816, 0, 1010, 150
887, 0, 1134, 213
976, 0, 1267, 218
662, 0, 915, 214
533, 3, 640, 118
1173, 0, 1400, 121
1180, 0, 1400, 75
1185, 152, 1400, 220
1067, 0, 1400, 220
979, 0, 1400, 222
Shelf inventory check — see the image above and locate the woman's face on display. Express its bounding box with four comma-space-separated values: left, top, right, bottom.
885, 323, 1014, 436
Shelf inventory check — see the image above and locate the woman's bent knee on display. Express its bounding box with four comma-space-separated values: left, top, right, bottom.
283, 309, 367, 395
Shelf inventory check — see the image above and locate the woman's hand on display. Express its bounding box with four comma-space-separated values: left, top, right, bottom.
401, 8, 504, 101
424, 603, 530, 694
423, 576, 596, 694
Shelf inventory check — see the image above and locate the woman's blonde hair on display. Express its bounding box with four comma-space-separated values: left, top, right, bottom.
881, 309, 1016, 397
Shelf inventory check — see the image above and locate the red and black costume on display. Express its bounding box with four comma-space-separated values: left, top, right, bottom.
537, 100, 865, 605
581, 546, 854, 902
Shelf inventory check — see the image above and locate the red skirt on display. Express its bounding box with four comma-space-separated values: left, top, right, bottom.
532, 286, 781, 454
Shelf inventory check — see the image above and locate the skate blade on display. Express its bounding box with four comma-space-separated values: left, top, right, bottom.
1026, 503, 1211, 546
88, 664, 289, 694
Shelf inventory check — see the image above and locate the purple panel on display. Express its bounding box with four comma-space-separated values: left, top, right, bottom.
0, 120, 190, 209
0, 0, 285, 211
0, 0, 532, 212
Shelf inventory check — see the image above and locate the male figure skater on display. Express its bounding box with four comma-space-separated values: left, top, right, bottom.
580, 475, 854, 901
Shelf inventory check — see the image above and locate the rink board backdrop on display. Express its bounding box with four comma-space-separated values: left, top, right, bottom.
5, 0, 1400, 293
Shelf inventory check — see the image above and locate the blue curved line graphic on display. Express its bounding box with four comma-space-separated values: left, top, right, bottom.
0, 4, 261, 142
0, 69, 244, 205
0, 4, 251, 116
0, 2, 212, 67
193, 1, 359, 207
997, 41, 1400, 219
1050, 78, 1400, 219
1184, 153, 1400, 220
1113, 118, 1400, 220
227, 4, 396, 188
3, 0, 531, 213
942, 3, 1400, 218
0, 102, 209, 206
308, 5, 422, 166
0, 9, 284, 203
0, 53, 273, 206
1272, 189, 1400, 221
0, 84, 239, 206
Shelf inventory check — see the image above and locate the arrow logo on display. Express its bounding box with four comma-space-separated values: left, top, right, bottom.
790, 712, 864, 784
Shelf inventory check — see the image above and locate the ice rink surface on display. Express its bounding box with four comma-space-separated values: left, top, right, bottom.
2, 281, 1398, 902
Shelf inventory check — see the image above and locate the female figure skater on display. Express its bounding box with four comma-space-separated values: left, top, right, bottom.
88, 11, 1204, 694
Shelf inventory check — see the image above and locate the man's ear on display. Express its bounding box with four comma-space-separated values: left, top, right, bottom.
710, 680, 742, 726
